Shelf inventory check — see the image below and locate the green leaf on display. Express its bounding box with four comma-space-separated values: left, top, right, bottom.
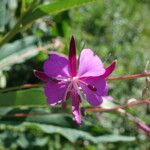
0, 0, 6, 32
28, 123, 136, 143
0, 109, 77, 128
11, 122, 136, 143
0, 88, 46, 107
0, 71, 6, 88
0, 36, 39, 70
22, 0, 97, 26
24, 114, 76, 127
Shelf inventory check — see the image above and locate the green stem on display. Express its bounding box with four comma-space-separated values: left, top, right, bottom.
0, 0, 39, 48
0, 22, 22, 47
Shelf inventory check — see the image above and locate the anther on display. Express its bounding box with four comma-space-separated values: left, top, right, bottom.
50, 77, 61, 83
87, 84, 97, 91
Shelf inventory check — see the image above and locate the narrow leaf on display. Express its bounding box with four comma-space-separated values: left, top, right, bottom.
13, 122, 136, 143
0, 0, 6, 32
0, 36, 39, 70
0, 88, 46, 107
22, 0, 97, 25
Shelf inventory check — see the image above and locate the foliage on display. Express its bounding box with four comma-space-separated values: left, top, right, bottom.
0, 0, 150, 149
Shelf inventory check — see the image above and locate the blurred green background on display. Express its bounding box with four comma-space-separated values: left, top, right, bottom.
0, 0, 150, 149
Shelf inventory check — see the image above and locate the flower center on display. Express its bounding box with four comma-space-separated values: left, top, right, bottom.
71, 76, 78, 82
66, 76, 79, 83
63, 76, 80, 101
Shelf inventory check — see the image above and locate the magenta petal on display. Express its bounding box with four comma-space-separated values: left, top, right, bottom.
79, 77, 107, 106
101, 60, 117, 78
102, 83, 109, 96
78, 49, 105, 77
71, 90, 81, 125
44, 52, 70, 78
34, 70, 49, 82
44, 80, 69, 105
69, 36, 77, 77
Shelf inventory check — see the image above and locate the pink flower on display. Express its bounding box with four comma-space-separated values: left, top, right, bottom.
34, 36, 116, 125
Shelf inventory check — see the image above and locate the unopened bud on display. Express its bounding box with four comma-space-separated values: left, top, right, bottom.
81, 107, 86, 117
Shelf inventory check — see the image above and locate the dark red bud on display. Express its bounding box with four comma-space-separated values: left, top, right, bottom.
80, 107, 86, 117
62, 101, 67, 111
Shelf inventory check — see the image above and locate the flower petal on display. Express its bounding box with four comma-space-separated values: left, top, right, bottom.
34, 70, 49, 82
79, 77, 107, 106
101, 60, 117, 78
102, 83, 109, 96
78, 49, 105, 77
44, 80, 69, 105
69, 36, 77, 77
44, 52, 70, 78
71, 90, 81, 125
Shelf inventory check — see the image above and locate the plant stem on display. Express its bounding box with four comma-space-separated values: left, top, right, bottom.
106, 72, 150, 81
85, 99, 150, 113
1, 99, 149, 116
118, 107, 150, 135
85, 98, 150, 135
0, 0, 39, 48
0, 72, 150, 92
0, 22, 22, 47
0, 84, 42, 93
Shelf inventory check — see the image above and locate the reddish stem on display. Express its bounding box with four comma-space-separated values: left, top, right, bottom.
1, 99, 149, 118
85, 99, 150, 113
106, 72, 150, 81
0, 72, 150, 93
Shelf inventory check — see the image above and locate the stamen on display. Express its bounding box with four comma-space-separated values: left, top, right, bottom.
63, 82, 73, 101
87, 84, 97, 91
50, 77, 61, 83
73, 82, 86, 102
79, 80, 97, 92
